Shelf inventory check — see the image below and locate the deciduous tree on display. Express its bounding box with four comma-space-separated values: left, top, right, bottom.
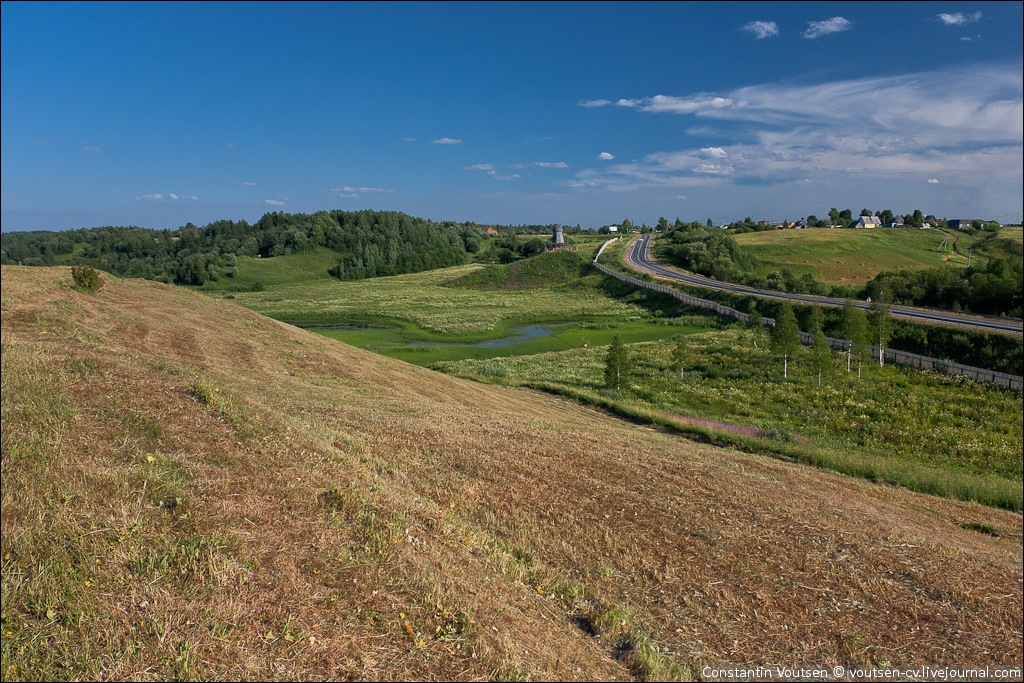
771, 302, 801, 379
604, 335, 631, 390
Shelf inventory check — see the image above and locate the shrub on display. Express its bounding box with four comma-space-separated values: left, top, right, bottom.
70, 265, 103, 293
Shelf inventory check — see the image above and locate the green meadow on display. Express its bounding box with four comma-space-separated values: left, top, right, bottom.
733, 227, 971, 285
437, 327, 1024, 510
207, 248, 699, 365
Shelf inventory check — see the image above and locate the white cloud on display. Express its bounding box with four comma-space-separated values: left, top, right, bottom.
135, 192, 198, 201
578, 99, 611, 108
803, 17, 852, 39
81, 145, 101, 153
569, 64, 1023, 195
616, 98, 642, 108
402, 137, 416, 142
337, 193, 359, 198
432, 137, 462, 144
928, 178, 941, 184
741, 21, 779, 39
467, 163, 521, 180
598, 152, 615, 160
937, 12, 982, 26
342, 186, 392, 193
621, 94, 740, 115
264, 199, 285, 206
534, 161, 568, 169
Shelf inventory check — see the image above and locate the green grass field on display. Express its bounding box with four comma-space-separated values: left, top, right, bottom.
204, 248, 699, 365
437, 327, 1024, 510
733, 227, 971, 285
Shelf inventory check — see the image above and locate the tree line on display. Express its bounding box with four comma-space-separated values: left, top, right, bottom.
0, 210, 485, 285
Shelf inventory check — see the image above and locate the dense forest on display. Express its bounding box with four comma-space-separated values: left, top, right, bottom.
659, 221, 1023, 318
0, 210, 484, 285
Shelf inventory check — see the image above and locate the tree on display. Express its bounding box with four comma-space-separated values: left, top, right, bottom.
748, 307, 766, 349
670, 336, 688, 379
604, 335, 631, 390
807, 305, 832, 387
828, 207, 841, 225
838, 300, 870, 376
806, 214, 819, 227
860, 208, 873, 216
869, 300, 893, 367
771, 302, 801, 379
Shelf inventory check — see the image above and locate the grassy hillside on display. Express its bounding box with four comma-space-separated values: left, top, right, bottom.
733, 227, 970, 285
3, 266, 1022, 680
438, 331, 1023, 509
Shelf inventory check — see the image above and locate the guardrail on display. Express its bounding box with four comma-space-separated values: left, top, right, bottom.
593, 244, 1023, 390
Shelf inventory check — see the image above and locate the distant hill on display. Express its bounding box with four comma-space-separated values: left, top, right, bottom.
446, 249, 592, 290
2, 265, 1021, 679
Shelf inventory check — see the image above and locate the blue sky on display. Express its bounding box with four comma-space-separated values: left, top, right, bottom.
2, 1, 1022, 232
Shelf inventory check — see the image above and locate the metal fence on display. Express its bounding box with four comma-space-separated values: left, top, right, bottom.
593, 260, 1023, 390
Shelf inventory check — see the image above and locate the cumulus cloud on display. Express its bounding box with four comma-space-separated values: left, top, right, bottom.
741, 21, 779, 39
467, 163, 521, 180
937, 12, 982, 26
264, 199, 285, 206
432, 137, 462, 144
598, 152, 615, 160
578, 99, 611, 108
700, 147, 728, 158
803, 17, 852, 39
137, 194, 163, 201
534, 161, 568, 169
928, 178, 941, 184
619, 94, 741, 115
237, 181, 257, 187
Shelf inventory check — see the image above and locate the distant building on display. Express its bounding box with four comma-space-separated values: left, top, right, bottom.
883, 217, 905, 228
479, 226, 499, 236
853, 215, 881, 228
607, 225, 619, 233
948, 219, 981, 230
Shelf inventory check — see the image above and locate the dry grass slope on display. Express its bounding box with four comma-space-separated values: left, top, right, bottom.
2, 265, 1021, 681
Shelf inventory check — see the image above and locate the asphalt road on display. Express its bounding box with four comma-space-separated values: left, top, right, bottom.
623, 234, 1024, 336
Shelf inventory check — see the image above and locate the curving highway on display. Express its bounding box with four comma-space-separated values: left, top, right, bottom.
623, 234, 1024, 336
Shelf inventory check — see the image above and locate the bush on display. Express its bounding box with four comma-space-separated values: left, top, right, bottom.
70, 265, 103, 293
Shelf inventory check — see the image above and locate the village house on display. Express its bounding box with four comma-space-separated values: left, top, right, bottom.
853, 215, 881, 228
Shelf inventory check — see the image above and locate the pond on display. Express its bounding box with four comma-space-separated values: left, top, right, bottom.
409, 325, 554, 348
